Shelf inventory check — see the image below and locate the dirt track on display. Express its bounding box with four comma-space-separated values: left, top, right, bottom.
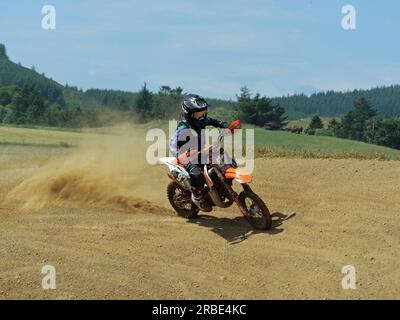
1, 144, 400, 299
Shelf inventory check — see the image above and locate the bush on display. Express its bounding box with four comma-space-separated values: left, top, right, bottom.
315, 128, 335, 136
0, 105, 6, 122
2, 104, 20, 124
309, 115, 324, 130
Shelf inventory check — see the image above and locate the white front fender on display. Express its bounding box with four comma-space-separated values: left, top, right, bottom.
158, 157, 188, 176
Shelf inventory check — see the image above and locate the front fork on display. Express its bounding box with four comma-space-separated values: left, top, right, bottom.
232, 184, 252, 217
212, 167, 251, 217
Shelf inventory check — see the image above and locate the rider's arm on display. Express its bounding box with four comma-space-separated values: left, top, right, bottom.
170, 127, 199, 164
170, 126, 194, 156
206, 117, 230, 129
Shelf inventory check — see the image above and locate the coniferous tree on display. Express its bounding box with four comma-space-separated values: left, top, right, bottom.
308, 115, 324, 130
0, 44, 8, 59
133, 83, 153, 122
236, 87, 287, 128
338, 98, 377, 141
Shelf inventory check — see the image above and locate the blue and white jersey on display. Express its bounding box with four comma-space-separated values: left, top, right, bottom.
170, 118, 228, 159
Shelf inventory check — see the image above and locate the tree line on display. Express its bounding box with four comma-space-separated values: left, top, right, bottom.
0, 85, 97, 127
272, 86, 400, 119
306, 98, 400, 150
0, 81, 289, 129
1, 43, 399, 149
2, 42, 400, 122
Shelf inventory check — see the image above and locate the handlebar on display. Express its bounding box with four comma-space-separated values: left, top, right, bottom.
176, 120, 242, 165
205, 120, 242, 153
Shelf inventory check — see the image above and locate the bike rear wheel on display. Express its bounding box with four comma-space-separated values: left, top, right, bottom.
238, 190, 272, 230
167, 182, 199, 219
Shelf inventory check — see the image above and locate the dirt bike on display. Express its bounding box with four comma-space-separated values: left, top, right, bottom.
159, 120, 272, 230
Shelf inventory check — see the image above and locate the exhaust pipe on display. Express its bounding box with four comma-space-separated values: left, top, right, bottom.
208, 187, 233, 208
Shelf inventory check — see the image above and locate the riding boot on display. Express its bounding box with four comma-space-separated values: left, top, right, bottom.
191, 189, 212, 212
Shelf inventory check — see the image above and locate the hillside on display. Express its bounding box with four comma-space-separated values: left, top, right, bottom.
0, 44, 138, 110
253, 128, 400, 159
2, 43, 400, 120
272, 86, 400, 118
0, 44, 65, 106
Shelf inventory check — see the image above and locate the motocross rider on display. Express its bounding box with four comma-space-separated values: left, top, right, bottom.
170, 94, 229, 212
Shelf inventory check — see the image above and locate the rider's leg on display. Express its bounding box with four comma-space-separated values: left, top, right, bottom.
186, 163, 204, 195
185, 163, 211, 211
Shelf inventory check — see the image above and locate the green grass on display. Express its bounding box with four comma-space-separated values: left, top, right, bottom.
1, 122, 400, 160
0, 140, 74, 148
255, 147, 397, 161
0, 123, 82, 133
286, 117, 337, 128
252, 128, 400, 159
135, 120, 400, 159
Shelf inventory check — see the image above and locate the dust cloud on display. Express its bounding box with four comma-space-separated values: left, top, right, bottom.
6, 124, 170, 213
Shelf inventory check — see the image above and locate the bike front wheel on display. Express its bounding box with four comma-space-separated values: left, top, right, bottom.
238, 191, 272, 230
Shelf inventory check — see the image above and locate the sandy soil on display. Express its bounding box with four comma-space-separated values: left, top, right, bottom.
0, 142, 399, 299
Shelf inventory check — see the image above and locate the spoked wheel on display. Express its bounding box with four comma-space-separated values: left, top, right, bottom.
167, 182, 199, 219
238, 191, 272, 230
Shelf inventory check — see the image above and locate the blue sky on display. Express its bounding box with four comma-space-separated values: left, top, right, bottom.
1, 0, 400, 99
